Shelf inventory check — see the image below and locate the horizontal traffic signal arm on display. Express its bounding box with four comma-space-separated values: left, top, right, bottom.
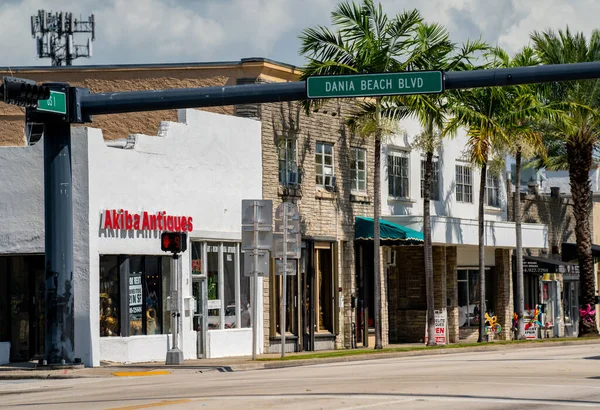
76, 61, 600, 119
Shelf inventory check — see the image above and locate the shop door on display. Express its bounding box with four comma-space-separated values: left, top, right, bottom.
563, 280, 579, 337
5, 256, 45, 362
192, 279, 207, 359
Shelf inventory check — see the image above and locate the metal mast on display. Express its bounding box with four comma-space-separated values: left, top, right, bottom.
31, 9, 95, 66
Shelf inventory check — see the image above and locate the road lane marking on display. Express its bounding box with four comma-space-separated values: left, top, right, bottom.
112, 371, 171, 377
107, 399, 191, 409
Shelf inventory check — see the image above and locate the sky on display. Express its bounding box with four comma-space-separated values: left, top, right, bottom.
1, 0, 600, 68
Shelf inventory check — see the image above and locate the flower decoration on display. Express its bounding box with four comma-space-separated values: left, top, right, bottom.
579, 304, 596, 324
484, 312, 502, 335
525, 305, 542, 330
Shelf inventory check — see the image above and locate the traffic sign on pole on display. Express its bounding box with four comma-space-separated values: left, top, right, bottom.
273, 202, 301, 358
306, 71, 443, 99
37, 90, 67, 114
241, 199, 273, 360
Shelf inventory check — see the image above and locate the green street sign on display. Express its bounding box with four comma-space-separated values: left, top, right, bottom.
37, 90, 67, 115
306, 71, 443, 99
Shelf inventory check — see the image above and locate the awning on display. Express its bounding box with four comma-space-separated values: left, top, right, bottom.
520, 255, 578, 275
355, 216, 424, 243
561, 242, 600, 262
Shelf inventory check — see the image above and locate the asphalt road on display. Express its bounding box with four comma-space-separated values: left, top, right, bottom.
3, 344, 600, 409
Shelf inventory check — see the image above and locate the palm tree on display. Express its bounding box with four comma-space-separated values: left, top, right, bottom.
346, 23, 487, 345
531, 27, 600, 336
298, 0, 422, 349
444, 84, 510, 342
490, 46, 555, 340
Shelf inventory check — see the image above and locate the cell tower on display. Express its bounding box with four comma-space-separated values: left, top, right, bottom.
30, 10, 95, 66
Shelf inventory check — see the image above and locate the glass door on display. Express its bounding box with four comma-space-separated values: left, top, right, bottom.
192, 280, 206, 358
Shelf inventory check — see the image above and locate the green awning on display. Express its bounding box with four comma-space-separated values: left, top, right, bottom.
355, 216, 424, 243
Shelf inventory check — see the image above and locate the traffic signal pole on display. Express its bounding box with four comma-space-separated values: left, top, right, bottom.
6, 60, 600, 366
41, 83, 75, 365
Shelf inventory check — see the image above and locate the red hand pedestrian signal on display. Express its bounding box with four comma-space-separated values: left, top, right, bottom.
161, 232, 187, 253
162, 235, 171, 250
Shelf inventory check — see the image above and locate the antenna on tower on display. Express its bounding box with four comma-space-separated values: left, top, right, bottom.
30, 9, 95, 66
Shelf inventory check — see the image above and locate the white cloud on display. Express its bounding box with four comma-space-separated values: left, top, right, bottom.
0, 0, 598, 68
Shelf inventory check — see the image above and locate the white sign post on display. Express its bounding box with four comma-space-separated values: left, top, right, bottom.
273, 202, 301, 358
424, 309, 448, 345
241, 199, 273, 360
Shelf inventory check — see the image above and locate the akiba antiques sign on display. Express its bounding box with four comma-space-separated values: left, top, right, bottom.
101, 209, 193, 232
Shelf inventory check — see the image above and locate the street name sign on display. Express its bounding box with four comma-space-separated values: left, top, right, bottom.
306, 71, 443, 99
37, 90, 67, 114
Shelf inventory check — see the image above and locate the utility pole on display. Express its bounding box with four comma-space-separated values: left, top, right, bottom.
5, 60, 600, 365
31, 9, 95, 66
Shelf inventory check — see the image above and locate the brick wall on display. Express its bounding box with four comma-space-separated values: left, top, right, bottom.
0, 68, 238, 146
250, 97, 375, 350
495, 248, 513, 340
388, 245, 456, 343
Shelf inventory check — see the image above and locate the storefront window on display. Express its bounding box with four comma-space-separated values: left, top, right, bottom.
144, 257, 162, 335
223, 243, 237, 329
207, 242, 220, 329
457, 269, 496, 328
100, 256, 121, 337
128, 257, 144, 336
240, 259, 251, 328
99, 255, 170, 337
192, 240, 249, 330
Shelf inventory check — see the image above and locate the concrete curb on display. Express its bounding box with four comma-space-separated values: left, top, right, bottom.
1, 339, 599, 379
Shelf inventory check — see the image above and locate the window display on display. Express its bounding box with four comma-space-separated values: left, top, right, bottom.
192, 240, 249, 330
99, 255, 169, 337
100, 256, 120, 337
457, 269, 496, 328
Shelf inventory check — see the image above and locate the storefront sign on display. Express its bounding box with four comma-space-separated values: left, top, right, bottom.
101, 209, 193, 232
208, 299, 222, 309
524, 327, 538, 340
425, 309, 447, 345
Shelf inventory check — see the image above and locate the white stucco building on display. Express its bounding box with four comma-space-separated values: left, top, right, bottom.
377, 117, 548, 343
0, 109, 263, 366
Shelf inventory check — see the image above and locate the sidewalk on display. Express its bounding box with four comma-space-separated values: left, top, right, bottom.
2, 338, 599, 380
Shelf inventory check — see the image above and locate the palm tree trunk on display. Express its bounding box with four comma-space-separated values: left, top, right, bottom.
424, 144, 436, 346
515, 148, 525, 340
374, 98, 383, 349
567, 142, 599, 337
477, 162, 488, 343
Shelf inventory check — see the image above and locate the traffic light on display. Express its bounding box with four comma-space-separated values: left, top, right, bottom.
161, 232, 187, 254
1, 76, 51, 107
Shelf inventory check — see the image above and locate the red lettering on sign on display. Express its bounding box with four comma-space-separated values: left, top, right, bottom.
125, 211, 133, 230
103, 210, 112, 229
142, 212, 150, 230
101, 210, 193, 233
150, 214, 157, 230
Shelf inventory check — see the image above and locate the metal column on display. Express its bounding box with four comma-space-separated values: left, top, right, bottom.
42, 86, 75, 364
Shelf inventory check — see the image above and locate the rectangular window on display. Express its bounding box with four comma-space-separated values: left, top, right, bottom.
351, 147, 367, 192
206, 242, 220, 330
194, 240, 251, 330
455, 165, 473, 203
100, 256, 121, 337
315, 141, 334, 187
388, 150, 410, 198
278, 139, 299, 185
100, 255, 170, 337
486, 174, 500, 207
457, 269, 496, 328
420, 158, 440, 200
